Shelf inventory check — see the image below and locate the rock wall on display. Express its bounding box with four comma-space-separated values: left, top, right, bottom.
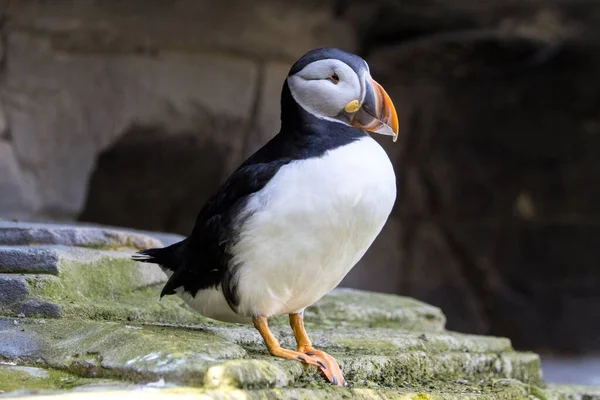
0, 0, 354, 221
1, 0, 600, 353
360, 1, 600, 354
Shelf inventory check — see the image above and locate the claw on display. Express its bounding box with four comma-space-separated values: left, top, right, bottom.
299, 348, 345, 386
286, 314, 345, 386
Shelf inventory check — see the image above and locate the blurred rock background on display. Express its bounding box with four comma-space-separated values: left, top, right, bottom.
0, 0, 598, 375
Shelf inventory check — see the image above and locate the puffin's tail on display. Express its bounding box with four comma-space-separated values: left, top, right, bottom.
131, 238, 189, 273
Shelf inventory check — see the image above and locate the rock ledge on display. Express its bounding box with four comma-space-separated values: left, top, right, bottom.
0, 222, 598, 399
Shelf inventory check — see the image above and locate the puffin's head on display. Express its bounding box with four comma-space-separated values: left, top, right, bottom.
286, 48, 399, 142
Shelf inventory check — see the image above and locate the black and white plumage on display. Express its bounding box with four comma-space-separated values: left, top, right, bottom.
133, 48, 399, 386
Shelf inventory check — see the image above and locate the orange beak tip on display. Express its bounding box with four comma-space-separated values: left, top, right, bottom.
371, 78, 399, 143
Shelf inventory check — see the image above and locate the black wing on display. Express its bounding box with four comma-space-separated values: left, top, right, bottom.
183, 157, 292, 296
133, 133, 296, 301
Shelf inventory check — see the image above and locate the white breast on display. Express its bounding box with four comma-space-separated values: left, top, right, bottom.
228, 136, 396, 318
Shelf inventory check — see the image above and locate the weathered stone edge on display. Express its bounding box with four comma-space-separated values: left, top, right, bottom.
0, 224, 163, 251
0, 247, 59, 274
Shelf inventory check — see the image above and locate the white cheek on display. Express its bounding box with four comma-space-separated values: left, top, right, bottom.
288, 77, 359, 118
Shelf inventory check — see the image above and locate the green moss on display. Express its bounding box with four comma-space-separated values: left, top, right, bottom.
22, 251, 198, 323
326, 329, 512, 355
25, 256, 142, 303
305, 289, 446, 332
58, 257, 141, 300
27, 274, 209, 324
0, 315, 547, 395
0, 317, 594, 399
527, 384, 549, 400
204, 359, 298, 390
0, 364, 109, 392
545, 383, 600, 400
336, 351, 542, 391
1, 318, 247, 387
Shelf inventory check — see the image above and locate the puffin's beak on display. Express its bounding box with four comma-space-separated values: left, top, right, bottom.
351, 78, 399, 142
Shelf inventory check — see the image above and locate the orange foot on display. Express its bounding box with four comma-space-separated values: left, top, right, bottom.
253, 315, 346, 386
266, 345, 344, 385
299, 346, 345, 386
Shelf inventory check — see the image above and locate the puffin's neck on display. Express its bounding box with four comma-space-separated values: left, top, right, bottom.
279, 80, 314, 134
279, 80, 364, 139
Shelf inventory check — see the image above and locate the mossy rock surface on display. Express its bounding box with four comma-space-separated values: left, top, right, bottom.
0, 222, 599, 399
0, 314, 546, 399
0, 365, 119, 394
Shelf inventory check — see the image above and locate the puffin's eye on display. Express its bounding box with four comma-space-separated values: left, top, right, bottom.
329, 73, 340, 84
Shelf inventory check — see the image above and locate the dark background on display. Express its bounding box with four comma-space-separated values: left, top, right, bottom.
0, 0, 598, 365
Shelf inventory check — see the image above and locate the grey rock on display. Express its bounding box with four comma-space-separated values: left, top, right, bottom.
305, 288, 446, 331
0, 364, 125, 394
0, 222, 171, 320
0, 244, 166, 290
16, 300, 61, 319
0, 221, 163, 250
4, 32, 258, 217
0, 247, 59, 274
0, 316, 542, 390
0, 141, 38, 220
0, 318, 248, 384
0, 275, 29, 306
0, 318, 42, 358
7, 0, 355, 61
26, 221, 186, 248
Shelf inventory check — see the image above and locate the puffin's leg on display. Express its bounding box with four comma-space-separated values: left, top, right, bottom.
289, 312, 345, 386
253, 316, 335, 380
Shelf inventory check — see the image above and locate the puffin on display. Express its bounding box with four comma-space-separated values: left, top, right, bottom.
132, 48, 399, 386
